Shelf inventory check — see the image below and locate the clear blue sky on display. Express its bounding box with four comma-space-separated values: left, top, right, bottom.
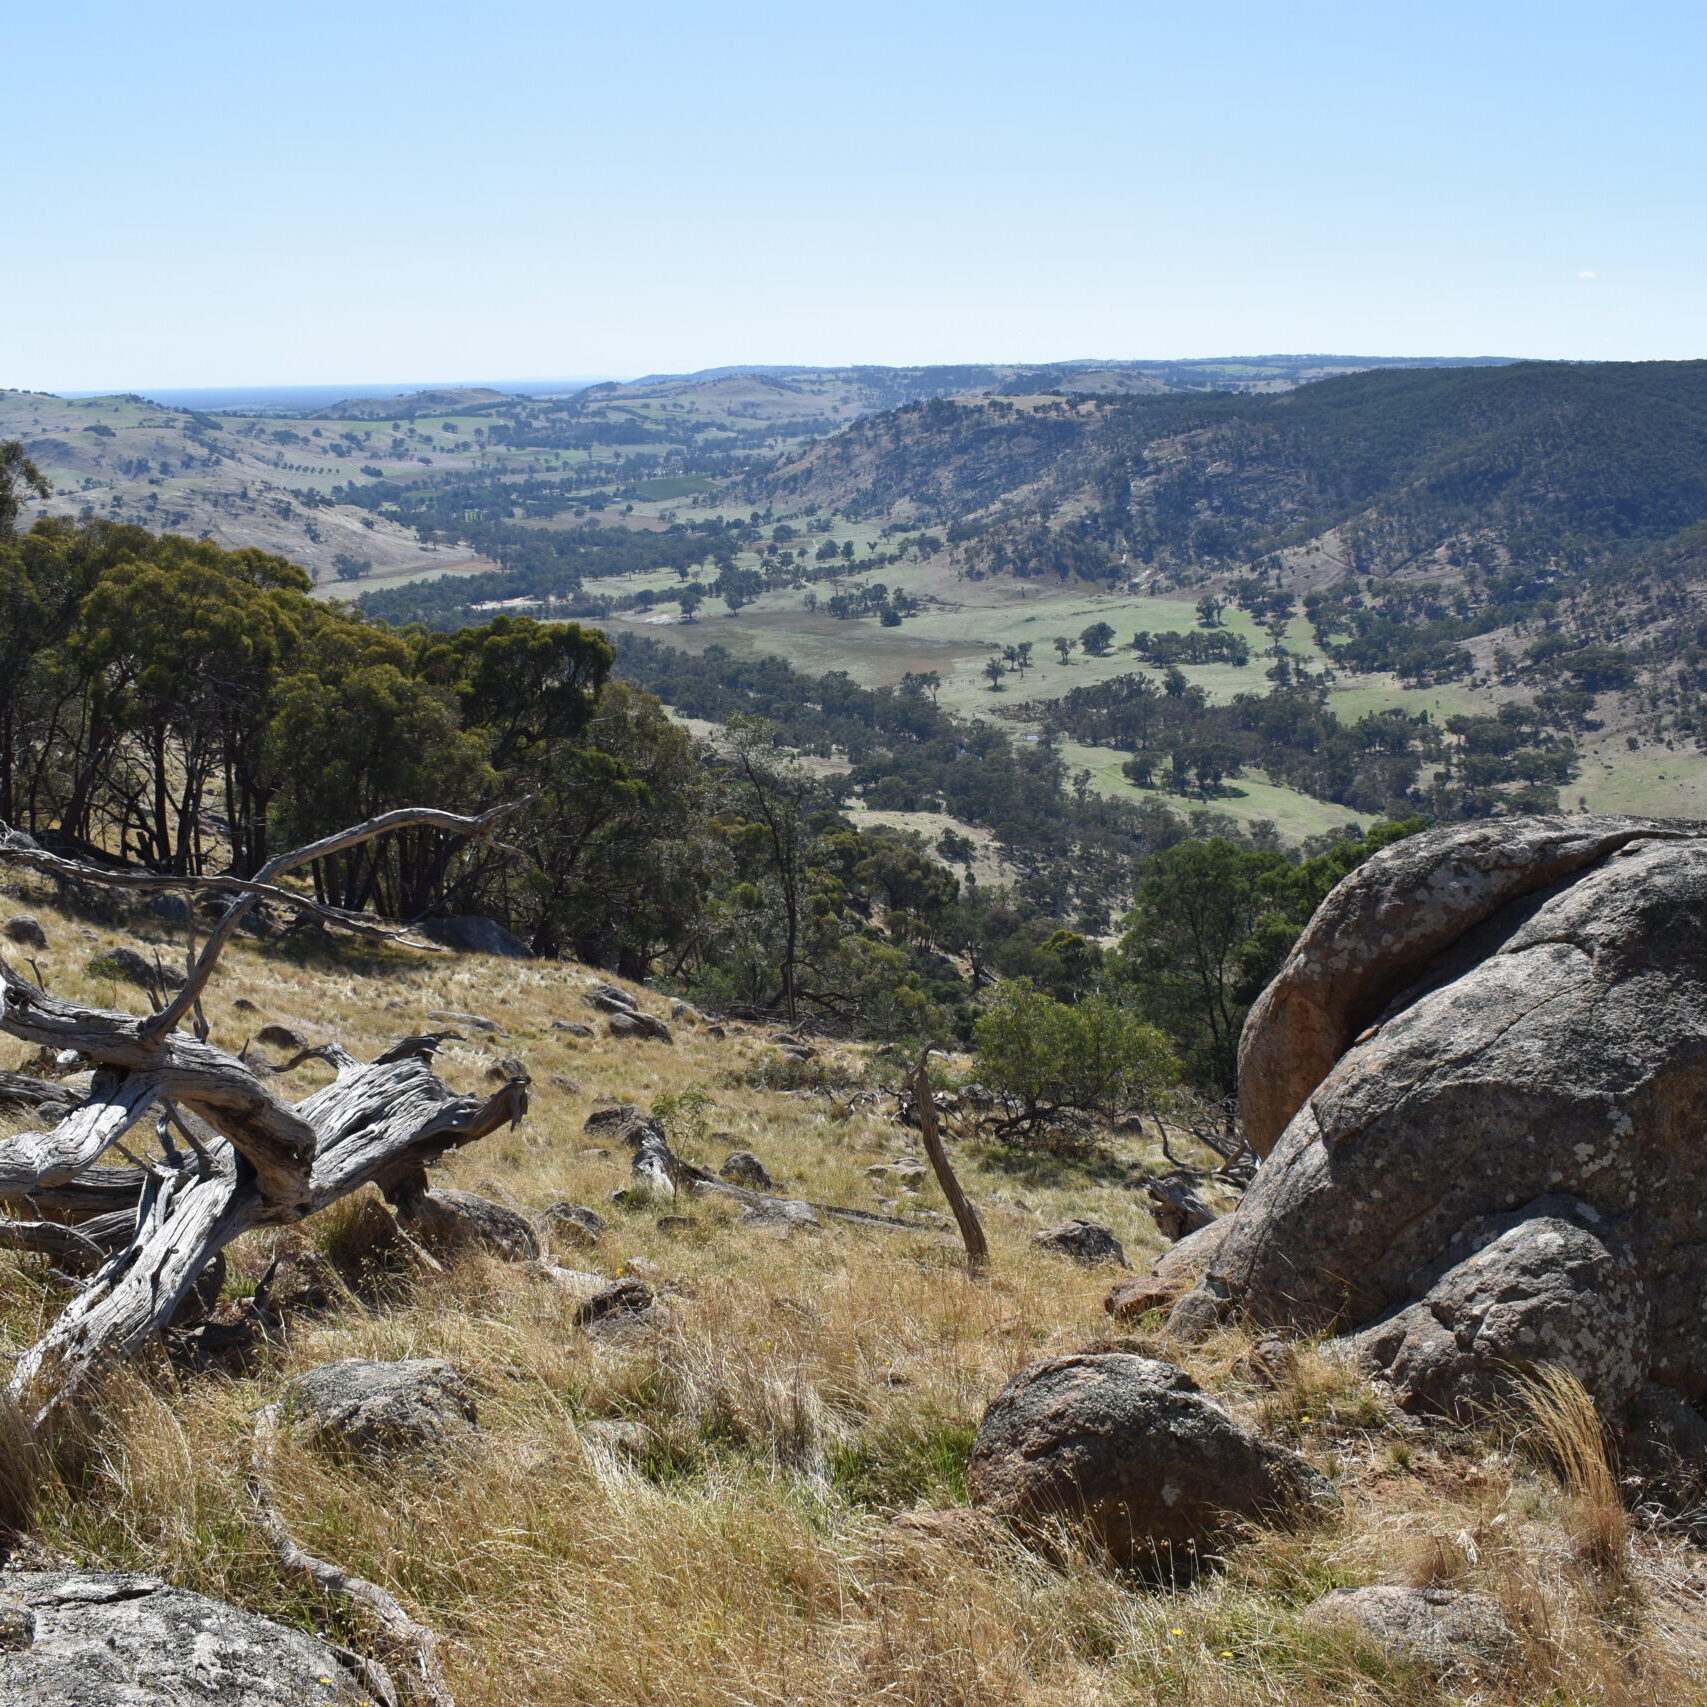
5, 0, 1703, 389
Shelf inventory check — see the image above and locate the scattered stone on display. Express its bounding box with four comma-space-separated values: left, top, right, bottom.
418, 914, 531, 958
584, 983, 640, 1015
1238, 1337, 1298, 1389
720, 1150, 774, 1190
739, 1197, 821, 1235
527, 1263, 608, 1300
1032, 1219, 1129, 1269
606, 1010, 673, 1044
552, 1019, 595, 1038
1341, 1199, 1648, 1419
1303, 1585, 1517, 1675
253, 1022, 309, 1052
4, 913, 47, 950
0, 1570, 372, 1705
411, 1189, 542, 1263
483, 1055, 530, 1083
427, 1008, 499, 1032
86, 944, 186, 991
968, 1353, 1338, 1569
573, 1278, 655, 1328
1140, 1173, 1216, 1242
536, 1202, 606, 1250
284, 1358, 477, 1462
580, 1417, 654, 1456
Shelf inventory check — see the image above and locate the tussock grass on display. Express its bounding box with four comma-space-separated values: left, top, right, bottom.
3, 883, 1707, 1703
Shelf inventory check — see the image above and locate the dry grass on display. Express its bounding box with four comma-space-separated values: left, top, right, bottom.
3, 883, 1707, 1704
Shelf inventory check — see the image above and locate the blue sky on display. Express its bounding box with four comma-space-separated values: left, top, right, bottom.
4, 0, 1702, 388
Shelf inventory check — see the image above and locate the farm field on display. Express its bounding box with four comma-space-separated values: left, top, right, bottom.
592, 557, 1480, 840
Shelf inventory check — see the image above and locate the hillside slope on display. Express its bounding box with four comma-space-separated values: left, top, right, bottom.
2, 887, 1703, 1705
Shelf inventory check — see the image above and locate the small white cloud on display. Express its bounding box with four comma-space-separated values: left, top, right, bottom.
1577, 270, 1597, 278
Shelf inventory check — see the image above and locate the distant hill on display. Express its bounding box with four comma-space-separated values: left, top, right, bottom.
306, 385, 515, 420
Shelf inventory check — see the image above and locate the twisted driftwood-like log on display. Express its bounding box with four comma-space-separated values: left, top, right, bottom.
0, 804, 527, 1422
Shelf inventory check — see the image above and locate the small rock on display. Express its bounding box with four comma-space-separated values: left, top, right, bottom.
4, 913, 47, 950
607, 1010, 673, 1044
411, 1189, 541, 1262
968, 1353, 1337, 1569
428, 1008, 500, 1032
254, 1022, 309, 1052
86, 944, 187, 991
580, 1417, 654, 1456
720, 1150, 774, 1190
1303, 1585, 1517, 1675
1033, 1219, 1129, 1269
0, 1571, 371, 1704
285, 1358, 477, 1461
537, 1202, 606, 1248
526, 1262, 608, 1299
740, 1198, 821, 1235
484, 1055, 529, 1083
574, 1278, 655, 1327
585, 983, 639, 1015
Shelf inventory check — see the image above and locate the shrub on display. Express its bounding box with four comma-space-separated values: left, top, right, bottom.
973, 979, 1178, 1139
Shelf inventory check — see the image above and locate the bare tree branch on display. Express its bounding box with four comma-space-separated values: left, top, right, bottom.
248, 1402, 455, 1707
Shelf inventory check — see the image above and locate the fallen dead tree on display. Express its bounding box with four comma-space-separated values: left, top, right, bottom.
0, 805, 529, 1425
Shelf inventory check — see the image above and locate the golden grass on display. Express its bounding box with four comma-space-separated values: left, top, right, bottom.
3, 883, 1707, 1704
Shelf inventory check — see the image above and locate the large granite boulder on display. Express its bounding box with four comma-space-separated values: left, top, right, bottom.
967, 1352, 1336, 1569
1172, 816, 1707, 1436
0, 1571, 372, 1704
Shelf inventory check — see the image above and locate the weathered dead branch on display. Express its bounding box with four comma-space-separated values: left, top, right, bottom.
248, 1401, 451, 1707
0, 804, 526, 1422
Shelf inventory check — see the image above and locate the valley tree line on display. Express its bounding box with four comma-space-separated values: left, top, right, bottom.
0, 459, 1407, 1098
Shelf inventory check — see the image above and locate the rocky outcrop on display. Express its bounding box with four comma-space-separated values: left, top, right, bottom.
285, 1357, 477, 1461
967, 1353, 1336, 1569
0, 1571, 372, 1704
1172, 815, 1707, 1439
1236, 815, 1682, 1155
